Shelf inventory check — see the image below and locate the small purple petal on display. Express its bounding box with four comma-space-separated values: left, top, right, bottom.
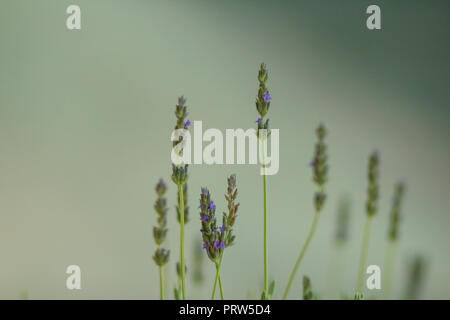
209, 201, 216, 211
263, 92, 272, 102
220, 225, 226, 233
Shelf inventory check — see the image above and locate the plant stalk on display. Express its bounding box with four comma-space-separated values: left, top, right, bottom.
178, 184, 187, 299
357, 216, 373, 292
159, 265, 165, 300
261, 137, 268, 297
282, 211, 321, 299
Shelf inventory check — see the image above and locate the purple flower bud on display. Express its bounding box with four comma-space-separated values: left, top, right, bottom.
220, 224, 226, 233
263, 92, 271, 102
214, 240, 226, 249
200, 228, 204, 233
209, 201, 216, 211
201, 214, 210, 222
256, 117, 263, 125
184, 119, 191, 128
161, 248, 166, 253
202, 242, 209, 249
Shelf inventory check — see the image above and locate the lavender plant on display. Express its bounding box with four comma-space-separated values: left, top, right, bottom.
357, 151, 380, 293
210, 174, 240, 299
282, 124, 328, 299
255, 63, 272, 299
383, 183, 406, 299
152, 179, 170, 300
171, 96, 191, 300
198, 187, 225, 298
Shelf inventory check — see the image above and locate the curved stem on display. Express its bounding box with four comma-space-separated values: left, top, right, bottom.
357, 216, 373, 293
178, 184, 187, 300
283, 211, 321, 299
159, 266, 165, 300
261, 138, 268, 296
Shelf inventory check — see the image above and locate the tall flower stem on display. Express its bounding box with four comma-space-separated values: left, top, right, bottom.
357, 215, 373, 292
282, 210, 320, 299
178, 184, 187, 299
159, 265, 165, 300
262, 140, 269, 296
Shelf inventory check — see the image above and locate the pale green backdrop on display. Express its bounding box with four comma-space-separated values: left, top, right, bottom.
0, 0, 449, 299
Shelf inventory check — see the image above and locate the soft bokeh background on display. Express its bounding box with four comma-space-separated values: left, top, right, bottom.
0, 0, 449, 299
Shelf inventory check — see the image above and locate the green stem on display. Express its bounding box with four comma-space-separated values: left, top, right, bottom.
357, 216, 373, 292
178, 184, 187, 300
211, 251, 225, 299
159, 265, 164, 300
283, 211, 321, 299
261, 137, 268, 296
383, 240, 396, 299
218, 269, 224, 299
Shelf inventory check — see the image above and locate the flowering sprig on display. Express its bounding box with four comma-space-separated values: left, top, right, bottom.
357, 151, 380, 292
209, 174, 241, 299
283, 124, 329, 299
388, 182, 405, 241
311, 124, 328, 211
383, 182, 406, 299
366, 152, 380, 217
199, 187, 225, 263
223, 174, 240, 247
255, 63, 272, 299
171, 96, 190, 300
177, 184, 189, 224
256, 63, 271, 138
152, 179, 170, 300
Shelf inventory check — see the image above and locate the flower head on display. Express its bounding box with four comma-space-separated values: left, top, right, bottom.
388, 182, 406, 241
153, 178, 169, 247
263, 92, 272, 102
366, 151, 380, 217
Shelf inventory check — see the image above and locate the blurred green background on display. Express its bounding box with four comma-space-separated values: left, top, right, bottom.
0, 0, 449, 299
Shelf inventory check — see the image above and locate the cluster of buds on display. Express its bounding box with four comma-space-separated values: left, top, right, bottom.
310, 124, 328, 212
172, 96, 190, 222
153, 179, 169, 267
176, 184, 189, 223
171, 164, 188, 186
255, 63, 271, 139
223, 174, 240, 247
366, 151, 380, 217
388, 182, 406, 241
199, 187, 226, 263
